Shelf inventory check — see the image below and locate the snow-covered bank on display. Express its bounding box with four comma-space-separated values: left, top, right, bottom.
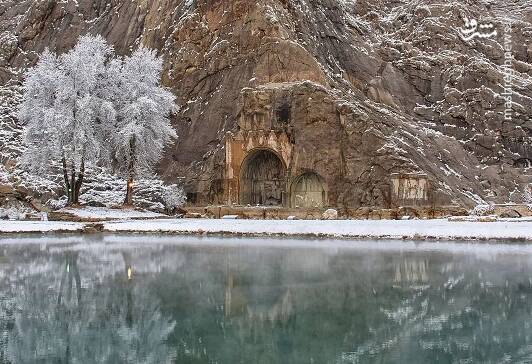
56, 207, 166, 220
105, 219, 532, 241
0, 221, 84, 233
1, 218, 531, 240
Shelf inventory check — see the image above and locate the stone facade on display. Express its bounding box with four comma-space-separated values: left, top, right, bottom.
222, 85, 330, 208
179, 81, 446, 210
218, 83, 436, 210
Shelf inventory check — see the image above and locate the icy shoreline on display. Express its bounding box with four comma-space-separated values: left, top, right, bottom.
1, 218, 531, 241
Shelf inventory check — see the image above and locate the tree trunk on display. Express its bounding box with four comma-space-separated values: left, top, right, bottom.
62, 157, 85, 206
57, 257, 68, 305
73, 158, 85, 205
70, 162, 77, 205
124, 137, 136, 206
62, 157, 71, 205
124, 177, 134, 206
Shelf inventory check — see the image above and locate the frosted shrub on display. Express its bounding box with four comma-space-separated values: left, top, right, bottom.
0, 199, 32, 220
162, 184, 186, 214
0, 207, 24, 220
46, 196, 68, 211
133, 179, 185, 212
77, 167, 185, 212
470, 204, 495, 216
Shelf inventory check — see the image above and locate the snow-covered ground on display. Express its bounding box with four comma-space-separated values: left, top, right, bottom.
2, 218, 530, 240
57, 207, 166, 220
0, 221, 84, 233
103, 219, 532, 240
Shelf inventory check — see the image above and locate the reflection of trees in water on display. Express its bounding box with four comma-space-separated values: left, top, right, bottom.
0, 294, 15, 362
6, 248, 175, 364
57, 252, 82, 308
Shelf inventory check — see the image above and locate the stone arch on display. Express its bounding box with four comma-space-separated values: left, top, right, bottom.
290, 172, 327, 208
240, 149, 286, 206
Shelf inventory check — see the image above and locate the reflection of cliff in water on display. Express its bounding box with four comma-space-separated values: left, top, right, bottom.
225, 271, 296, 342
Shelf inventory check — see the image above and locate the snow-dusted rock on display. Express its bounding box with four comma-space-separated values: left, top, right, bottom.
322, 209, 338, 220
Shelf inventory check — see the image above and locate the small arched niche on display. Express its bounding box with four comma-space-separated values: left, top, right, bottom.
290, 172, 327, 208
240, 149, 286, 206
514, 158, 532, 169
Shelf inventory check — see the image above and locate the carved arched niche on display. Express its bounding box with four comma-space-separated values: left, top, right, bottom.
290, 172, 327, 208
240, 149, 286, 206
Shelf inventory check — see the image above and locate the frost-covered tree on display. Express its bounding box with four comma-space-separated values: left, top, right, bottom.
19, 35, 115, 205
110, 48, 177, 205
19, 36, 179, 207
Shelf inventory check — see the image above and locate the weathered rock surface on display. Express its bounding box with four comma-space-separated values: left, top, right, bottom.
322, 209, 339, 220
1, 0, 531, 208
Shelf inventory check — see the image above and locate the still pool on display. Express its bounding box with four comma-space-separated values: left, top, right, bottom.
1, 235, 532, 363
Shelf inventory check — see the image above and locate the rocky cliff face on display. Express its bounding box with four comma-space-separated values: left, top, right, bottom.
1, 0, 531, 208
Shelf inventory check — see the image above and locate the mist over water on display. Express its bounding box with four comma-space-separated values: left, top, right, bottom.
1, 236, 532, 363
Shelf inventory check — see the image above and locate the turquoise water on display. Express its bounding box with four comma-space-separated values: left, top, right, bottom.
1, 236, 532, 363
